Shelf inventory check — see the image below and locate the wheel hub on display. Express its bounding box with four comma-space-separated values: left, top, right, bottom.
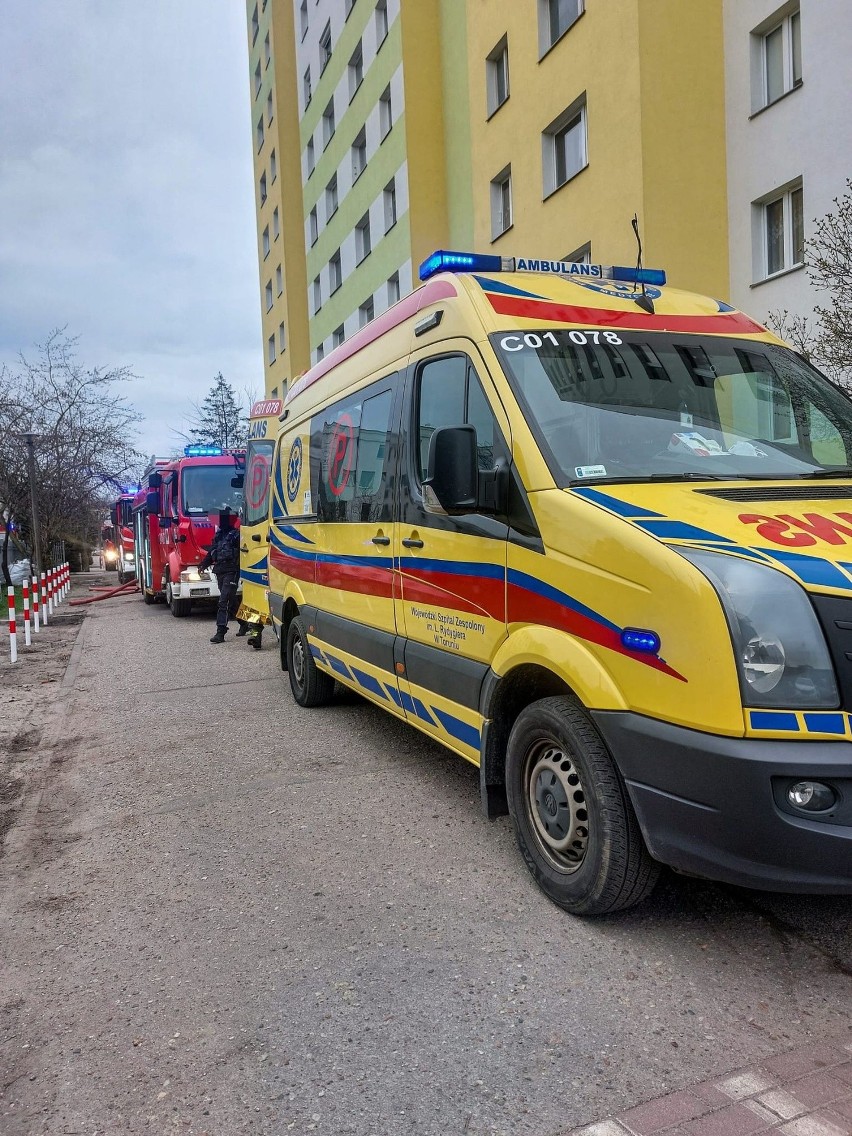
527, 742, 589, 871
292, 636, 305, 686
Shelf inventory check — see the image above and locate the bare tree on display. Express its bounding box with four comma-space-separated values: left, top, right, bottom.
0, 329, 143, 581
768, 178, 852, 388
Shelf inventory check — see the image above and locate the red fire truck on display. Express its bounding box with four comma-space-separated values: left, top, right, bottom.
134, 447, 244, 616
108, 491, 137, 584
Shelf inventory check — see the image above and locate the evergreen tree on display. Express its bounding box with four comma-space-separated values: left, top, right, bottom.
189, 373, 247, 449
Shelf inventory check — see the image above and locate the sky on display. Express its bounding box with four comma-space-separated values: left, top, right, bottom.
0, 1, 262, 462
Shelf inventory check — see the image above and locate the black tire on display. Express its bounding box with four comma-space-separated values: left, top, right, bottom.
286, 616, 334, 707
166, 579, 191, 618
142, 589, 157, 605
506, 696, 659, 916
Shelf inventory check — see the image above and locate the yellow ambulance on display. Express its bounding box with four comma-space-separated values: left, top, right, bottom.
267, 250, 852, 914
236, 398, 281, 648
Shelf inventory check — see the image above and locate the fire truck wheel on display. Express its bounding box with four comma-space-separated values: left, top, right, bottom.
143, 590, 157, 605
286, 616, 335, 707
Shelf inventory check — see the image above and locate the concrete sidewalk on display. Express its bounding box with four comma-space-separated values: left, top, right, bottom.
569, 1039, 852, 1136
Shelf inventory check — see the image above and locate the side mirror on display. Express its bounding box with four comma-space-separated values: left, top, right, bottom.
251, 533, 263, 543
145, 490, 159, 515
148, 472, 162, 490
423, 426, 478, 514
109, 506, 118, 525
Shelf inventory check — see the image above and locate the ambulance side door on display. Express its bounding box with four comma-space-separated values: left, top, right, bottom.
393, 344, 511, 759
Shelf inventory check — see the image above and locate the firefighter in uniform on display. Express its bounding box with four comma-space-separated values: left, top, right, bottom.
199, 510, 246, 644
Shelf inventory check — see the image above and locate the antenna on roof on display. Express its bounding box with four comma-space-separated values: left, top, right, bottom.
631, 214, 655, 315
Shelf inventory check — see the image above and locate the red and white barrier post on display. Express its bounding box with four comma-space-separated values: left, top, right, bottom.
7, 586, 17, 664
32, 573, 40, 633
48, 568, 55, 616
62, 562, 68, 600
22, 579, 31, 647
40, 572, 48, 626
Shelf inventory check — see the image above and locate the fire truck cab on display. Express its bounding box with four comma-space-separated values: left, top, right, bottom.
109, 492, 137, 584
135, 446, 245, 616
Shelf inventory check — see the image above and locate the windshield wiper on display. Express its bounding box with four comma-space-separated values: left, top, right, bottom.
568, 472, 738, 486
798, 466, 852, 480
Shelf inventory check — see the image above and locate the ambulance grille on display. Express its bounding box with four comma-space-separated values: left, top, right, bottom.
811, 594, 852, 710
697, 485, 852, 502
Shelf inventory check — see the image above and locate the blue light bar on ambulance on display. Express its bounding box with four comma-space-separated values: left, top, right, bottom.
418, 249, 666, 287
184, 444, 223, 457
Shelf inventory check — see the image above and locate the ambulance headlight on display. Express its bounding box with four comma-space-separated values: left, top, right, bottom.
679, 550, 838, 709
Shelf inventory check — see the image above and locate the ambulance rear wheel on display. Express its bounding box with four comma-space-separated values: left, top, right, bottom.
286, 616, 334, 707
506, 696, 659, 916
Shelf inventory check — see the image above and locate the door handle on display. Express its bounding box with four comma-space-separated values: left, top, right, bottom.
251, 533, 263, 543
401, 538, 424, 548
372, 535, 391, 546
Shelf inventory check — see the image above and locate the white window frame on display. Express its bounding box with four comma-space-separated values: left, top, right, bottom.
355, 211, 372, 263
254, 61, 262, 98
300, 0, 309, 41
309, 206, 319, 246
326, 174, 339, 221
262, 226, 270, 259
313, 274, 322, 315
265, 280, 273, 311
251, 5, 259, 43
267, 333, 276, 364
259, 171, 267, 205
349, 40, 364, 101
538, 0, 584, 57
486, 36, 509, 118
352, 128, 367, 180
752, 5, 802, 112
333, 325, 345, 349
387, 272, 400, 306
267, 89, 274, 125
490, 165, 512, 241
753, 179, 805, 282
272, 205, 280, 239
383, 178, 397, 232
276, 264, 283, 296
319, 21, 332, 74
303, 66, 312, 108
329, 249, 342, 294
279, 321, 287, 351
563, 241, 591, 264
379, 85, 392, 139
306, 136, 315, 177
256, 115, 265, 152
264, 31, 271, 68
542, 94, 587, 197
270, 148, 277, 182
322, 97, 335, 148
359, 296, 375, 327
375, 0, 388, 48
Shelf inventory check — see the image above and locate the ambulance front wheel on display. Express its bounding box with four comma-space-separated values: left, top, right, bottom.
506, 696, 660, 916
286, 616, 335, 707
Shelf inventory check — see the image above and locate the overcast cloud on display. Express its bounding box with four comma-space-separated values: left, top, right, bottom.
0, 1, 262, 461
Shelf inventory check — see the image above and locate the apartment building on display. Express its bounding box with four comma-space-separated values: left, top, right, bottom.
723, 0, 852, 327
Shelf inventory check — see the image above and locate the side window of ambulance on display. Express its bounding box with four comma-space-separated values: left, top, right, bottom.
316, 382, 394, 523
416, 355, 502, 481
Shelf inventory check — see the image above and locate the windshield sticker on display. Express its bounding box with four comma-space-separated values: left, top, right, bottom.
574, 465, 608, 479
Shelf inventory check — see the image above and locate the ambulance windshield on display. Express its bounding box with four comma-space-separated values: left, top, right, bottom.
181, 465, 243, 515
491, 330, 852, 483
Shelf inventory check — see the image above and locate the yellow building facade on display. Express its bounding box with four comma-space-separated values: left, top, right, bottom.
248, 0, 731, 399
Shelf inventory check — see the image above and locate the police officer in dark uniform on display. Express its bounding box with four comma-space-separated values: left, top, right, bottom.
199, 509, 244, 644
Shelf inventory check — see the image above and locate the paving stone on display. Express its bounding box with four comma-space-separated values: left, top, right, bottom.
757, 1089, 809, 1121
782, 1073, 851, 1110
717, 1072, 777, 1101
573, 1122, 632, 1136
679, 1102, 773, 1136
763, 1046, 849, 1083
619, 1090, 711, 1134
778, 1114, 848, 1136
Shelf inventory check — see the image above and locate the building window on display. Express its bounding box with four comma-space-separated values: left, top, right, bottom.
262, 226, 270, 259
564, 241, 591, 264
267, 89, 274, 125
313, 275, 322, 314
387, 272, 400, 305
375, 0, 388, 47
319, 21, 332, 73
490, 166, 512, 239
345, 0, 357, 17
276, 264, 283, 295
300, 0, 308, 40
259, 171, 267, 204
543, 96, 587, 196
355, 212, 372, 263
326, 173, 338, 221
486, 36, 509, 117
756, 181, 804, 279
309, 206, 319, 246
352, 127, 367, 180
349, 40, 364, 100
539, 0, 583, 55
254, 61, 262, 98
279, 322, 287, 350
316, 343, 325, 362
754, 6, 802, 110
379, 85, 393, 138
256, 115, 265, 151
322, 97, 335, 148
333, 325, 345, 348
265, 280, 273, 311
329, 249, 342, 294
264, 31, 271, 67
268, 333, 276, 364
304, 66, 312, 108
383, 178, 397, 232
272, 206, 280, 239
306, 136, 315, 177
359, 297, 375, 326
270, 149, 277, 182
251, 5, 259, 43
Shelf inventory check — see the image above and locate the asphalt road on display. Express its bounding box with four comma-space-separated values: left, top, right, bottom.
1, 588, 850, 1135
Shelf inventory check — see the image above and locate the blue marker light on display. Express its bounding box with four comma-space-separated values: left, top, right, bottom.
419, 250, 507, 281
610, 266, 667, 287
418, 249, 666, 287
184, 444, 223, 457
621, 628, 661, 654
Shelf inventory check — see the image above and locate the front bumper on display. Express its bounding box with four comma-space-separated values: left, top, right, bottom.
170, 575, 240, 601
593, 711, 852, 894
